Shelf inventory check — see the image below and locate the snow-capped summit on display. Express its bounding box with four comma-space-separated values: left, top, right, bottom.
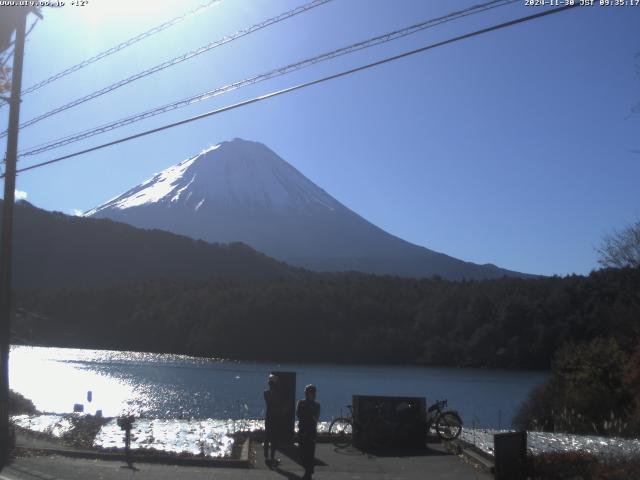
87, 138, 525, 279
87, 139, 339, 216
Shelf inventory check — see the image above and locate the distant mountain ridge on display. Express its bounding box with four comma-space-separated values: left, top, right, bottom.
87, 138, 528, 280
5, 200, 297, 290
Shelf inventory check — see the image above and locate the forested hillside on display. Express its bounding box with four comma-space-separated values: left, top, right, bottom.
4, 200, 299, 288
13, 267, 639, 369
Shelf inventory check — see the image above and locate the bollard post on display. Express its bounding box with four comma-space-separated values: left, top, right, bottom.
494, 431, 527, 480
117, 415, 135, 468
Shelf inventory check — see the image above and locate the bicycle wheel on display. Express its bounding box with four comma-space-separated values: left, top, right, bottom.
434, 411, 462, 441
329, 417, 353, 448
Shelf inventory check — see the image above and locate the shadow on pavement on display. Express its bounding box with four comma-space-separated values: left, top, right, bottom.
277, 444, 328, 467
272, 465, 302, 479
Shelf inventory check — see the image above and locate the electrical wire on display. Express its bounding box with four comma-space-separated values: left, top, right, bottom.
19, 0, 223, 97
1, 0, 334, 137
18, 0, 517, 157
6, 3, 580, 178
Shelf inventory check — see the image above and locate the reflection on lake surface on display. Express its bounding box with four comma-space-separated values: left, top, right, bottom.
9, 345, 547, 427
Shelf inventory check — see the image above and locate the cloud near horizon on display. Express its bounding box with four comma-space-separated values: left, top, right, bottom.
15, 190, 27, 200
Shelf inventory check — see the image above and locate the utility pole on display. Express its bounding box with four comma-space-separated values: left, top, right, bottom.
0, 8, 28, 468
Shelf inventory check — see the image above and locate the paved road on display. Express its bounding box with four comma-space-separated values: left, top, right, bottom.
1, 443, 491, 480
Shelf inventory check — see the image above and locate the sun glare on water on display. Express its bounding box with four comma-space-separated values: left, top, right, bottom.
9, 346, 136, 417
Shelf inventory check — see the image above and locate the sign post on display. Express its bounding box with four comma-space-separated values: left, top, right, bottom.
0, 8, 28, 467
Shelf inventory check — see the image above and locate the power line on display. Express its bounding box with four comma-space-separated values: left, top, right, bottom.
18, 0, 518, 157
19, 0, 223, 98
1, 0, 333, 137
7, 3, 579, 178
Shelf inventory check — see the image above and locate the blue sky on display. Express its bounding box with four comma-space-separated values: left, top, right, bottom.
1, 0, 639, 276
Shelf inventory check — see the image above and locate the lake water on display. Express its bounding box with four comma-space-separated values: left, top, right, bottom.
9, 345, 547, 428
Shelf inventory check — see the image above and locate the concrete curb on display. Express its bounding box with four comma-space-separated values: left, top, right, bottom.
240, 438, 250, 463
445, 440, 495, 473
461, 446, 495, 473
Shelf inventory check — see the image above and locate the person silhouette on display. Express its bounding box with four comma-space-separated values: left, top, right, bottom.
296, 384, 320, 480
263, 374, 282, 467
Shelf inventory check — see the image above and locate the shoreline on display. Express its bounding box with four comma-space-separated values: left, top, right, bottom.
9, 343, 552, 373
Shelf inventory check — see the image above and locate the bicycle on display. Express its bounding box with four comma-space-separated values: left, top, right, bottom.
328, 405, 354, 448
426, 399, 463, 441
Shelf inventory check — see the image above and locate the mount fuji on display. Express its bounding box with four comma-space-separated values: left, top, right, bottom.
86, 138, 525, 280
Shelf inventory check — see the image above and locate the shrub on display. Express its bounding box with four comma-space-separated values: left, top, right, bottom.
529, 452, 640, 480
8, 390, 37, 415
514, 338, 635, 436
